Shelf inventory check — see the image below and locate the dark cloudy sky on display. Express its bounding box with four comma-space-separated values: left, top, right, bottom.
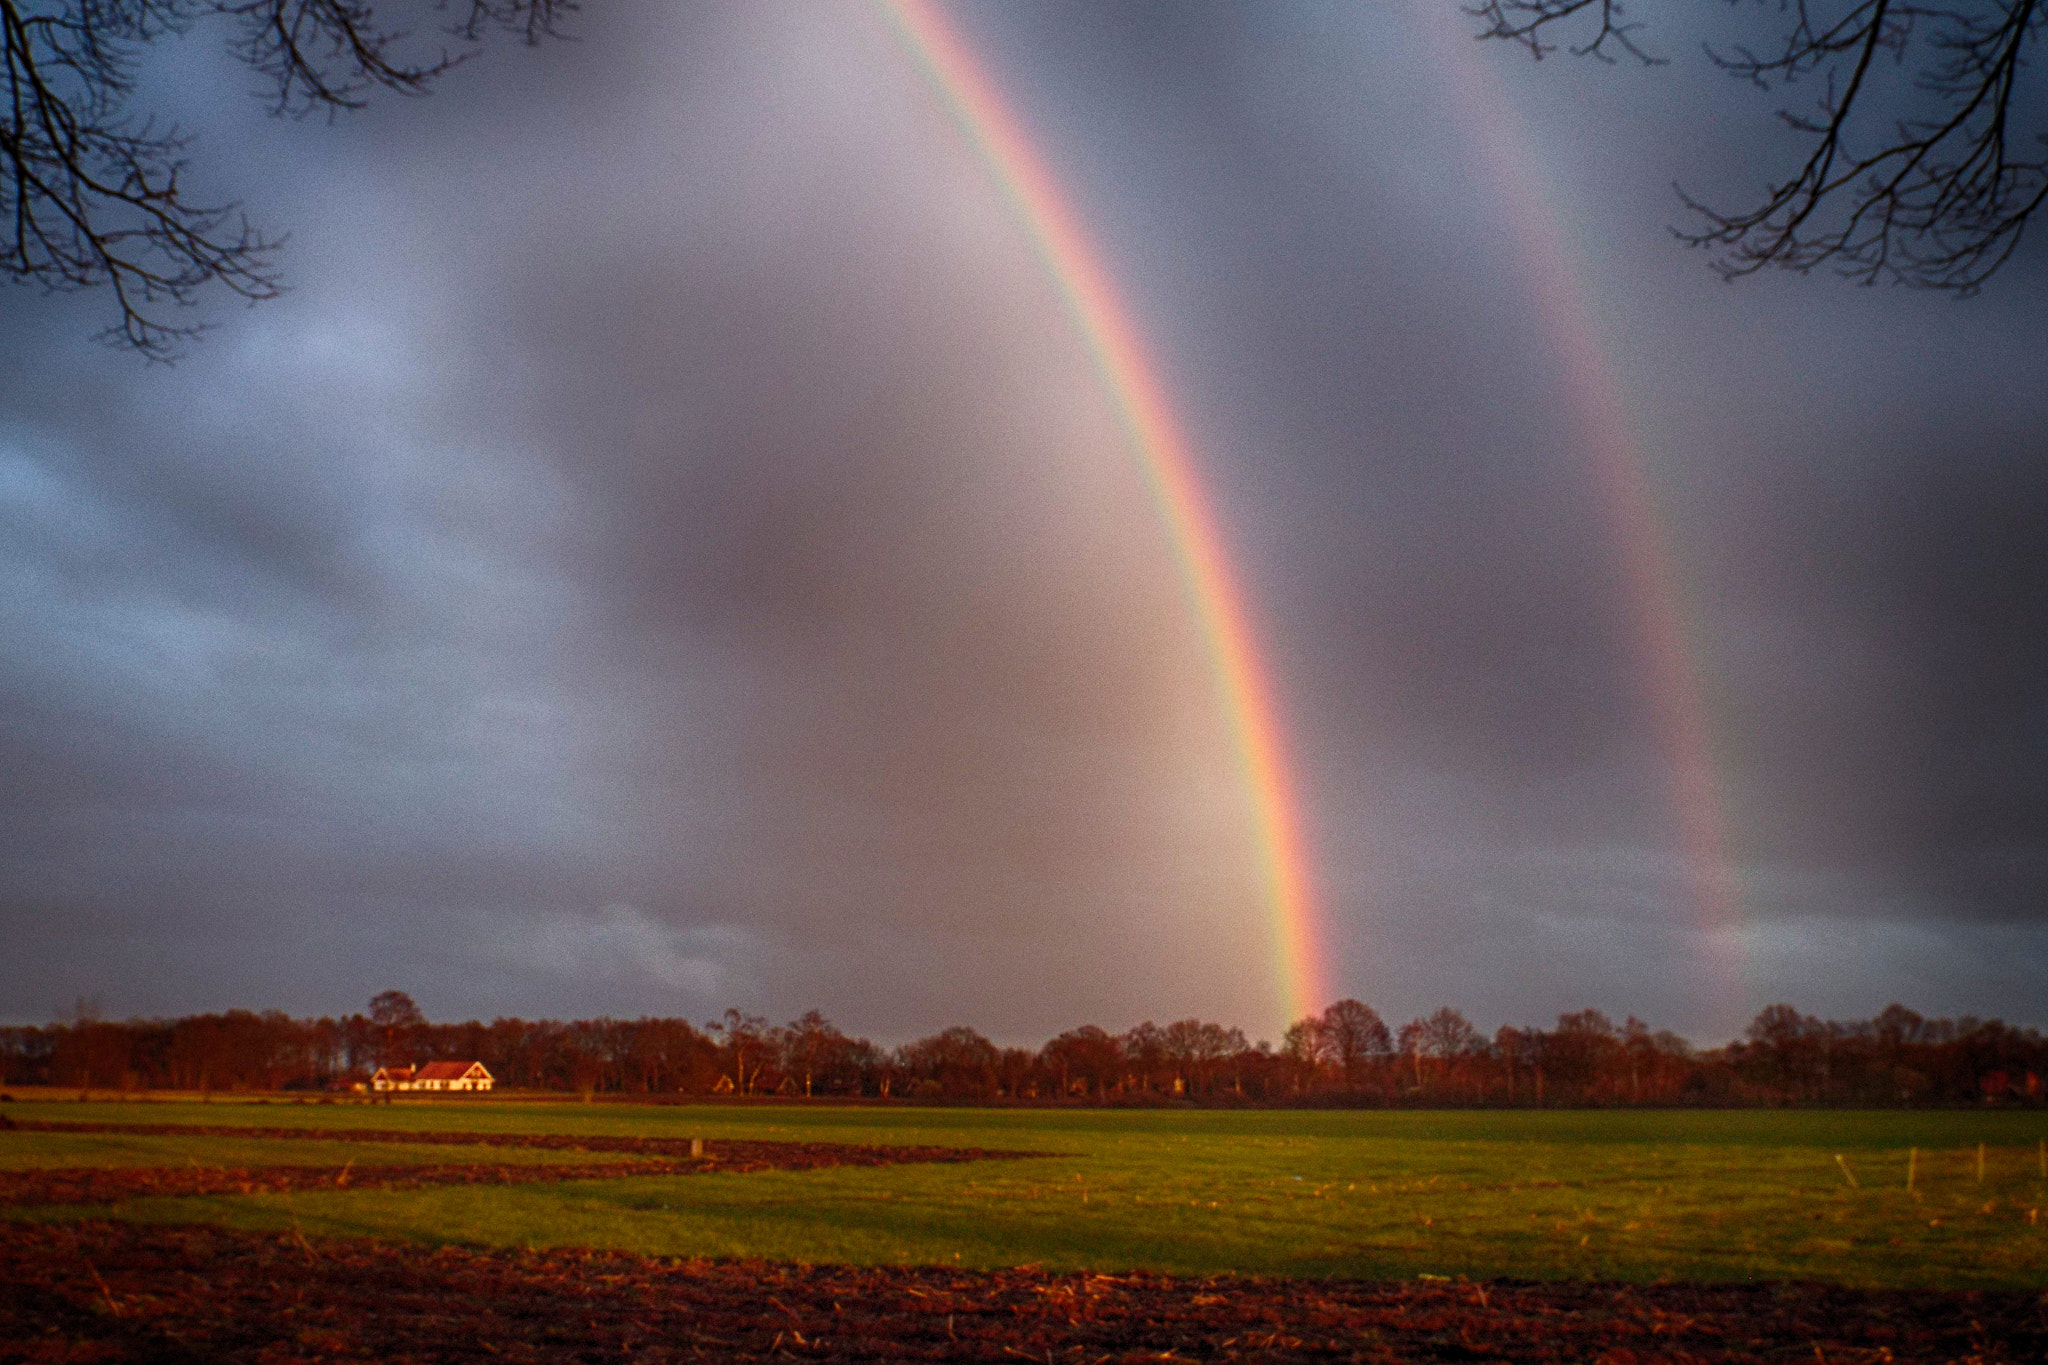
5, 1, 2045, 1043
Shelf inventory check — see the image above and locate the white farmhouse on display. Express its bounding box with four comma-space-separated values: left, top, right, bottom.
369, 1061, 493, 1092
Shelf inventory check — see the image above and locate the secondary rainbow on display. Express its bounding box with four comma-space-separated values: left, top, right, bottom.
880, 0, 1330, 1026
1419, 9, 1744, 1000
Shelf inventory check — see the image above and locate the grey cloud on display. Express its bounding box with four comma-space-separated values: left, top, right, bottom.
3, 0, 2045, 1039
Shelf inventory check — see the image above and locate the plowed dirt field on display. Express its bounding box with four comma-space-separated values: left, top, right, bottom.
4, 1220, 2042, 1363
0, 1119, 1040, 1206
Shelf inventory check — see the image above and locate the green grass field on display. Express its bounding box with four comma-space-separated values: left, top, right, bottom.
6, 1099, 2044, 1289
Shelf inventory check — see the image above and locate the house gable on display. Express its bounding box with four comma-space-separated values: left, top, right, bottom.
370, 1060, 493, 1092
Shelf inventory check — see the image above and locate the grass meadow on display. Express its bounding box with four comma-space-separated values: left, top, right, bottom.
5, 1098, 2045, 1289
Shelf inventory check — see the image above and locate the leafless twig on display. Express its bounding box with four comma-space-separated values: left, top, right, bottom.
1470, 0, 2048, 292
1, 1, 574, 358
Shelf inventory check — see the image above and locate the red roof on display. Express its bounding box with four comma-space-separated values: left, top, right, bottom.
413, 1061, 489, 1081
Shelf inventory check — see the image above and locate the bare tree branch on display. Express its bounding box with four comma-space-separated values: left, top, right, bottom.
1471, 0, 2048, 292
1469, 0, 1668, 64
0, 1, 574, 358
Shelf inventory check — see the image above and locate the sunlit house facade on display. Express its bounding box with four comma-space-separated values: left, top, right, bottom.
369, 1061, 493, 1092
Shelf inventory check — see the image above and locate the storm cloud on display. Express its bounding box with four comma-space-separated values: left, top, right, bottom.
3, 0, 2045, 1042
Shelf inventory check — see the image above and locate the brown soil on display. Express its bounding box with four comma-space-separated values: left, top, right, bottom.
3, 1117, 1043, 1164
0, 1122, 1044, 1207
0, 1158, 764, 1207
2, 1221, 2041, 1364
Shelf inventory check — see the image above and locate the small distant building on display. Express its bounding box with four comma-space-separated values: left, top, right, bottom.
413, 1061, 493, 1092
370, 1065, 415, 1092
369, 1062, 493, 1093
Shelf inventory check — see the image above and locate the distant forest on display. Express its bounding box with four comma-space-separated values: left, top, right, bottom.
1, 996, 2040, 1108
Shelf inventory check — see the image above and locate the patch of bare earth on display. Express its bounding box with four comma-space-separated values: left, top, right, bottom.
1, 1222, 2041, 1364
4, 1118, 1041, 1164
0, 1121, 1044, 1205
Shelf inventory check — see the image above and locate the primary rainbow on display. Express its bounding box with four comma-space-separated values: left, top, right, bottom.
880, 0, 1331, 1026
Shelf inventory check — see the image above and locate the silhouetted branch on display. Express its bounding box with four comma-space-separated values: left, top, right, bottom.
1471, 0, 2048, 291
1469, 0, 1666, 64
0, 1, 574, 358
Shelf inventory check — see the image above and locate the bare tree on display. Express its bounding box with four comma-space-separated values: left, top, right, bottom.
2, 1, 573, 358
779, 1009, 848, 1098
706, 1008, 771, 1094
1399, 1006, 1485, 1094
1280, 1014, 1327, 1092
1039, 1024, 1122, 1099
898, 1025, 1001, 1099
1168, 1019, 1247, 1097
1471, 0, 2048, 291
366, 988, 423, 1066
1319, 998, 1394, 1090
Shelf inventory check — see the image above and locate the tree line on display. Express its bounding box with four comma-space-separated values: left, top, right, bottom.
1, 994, 2040, 1108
